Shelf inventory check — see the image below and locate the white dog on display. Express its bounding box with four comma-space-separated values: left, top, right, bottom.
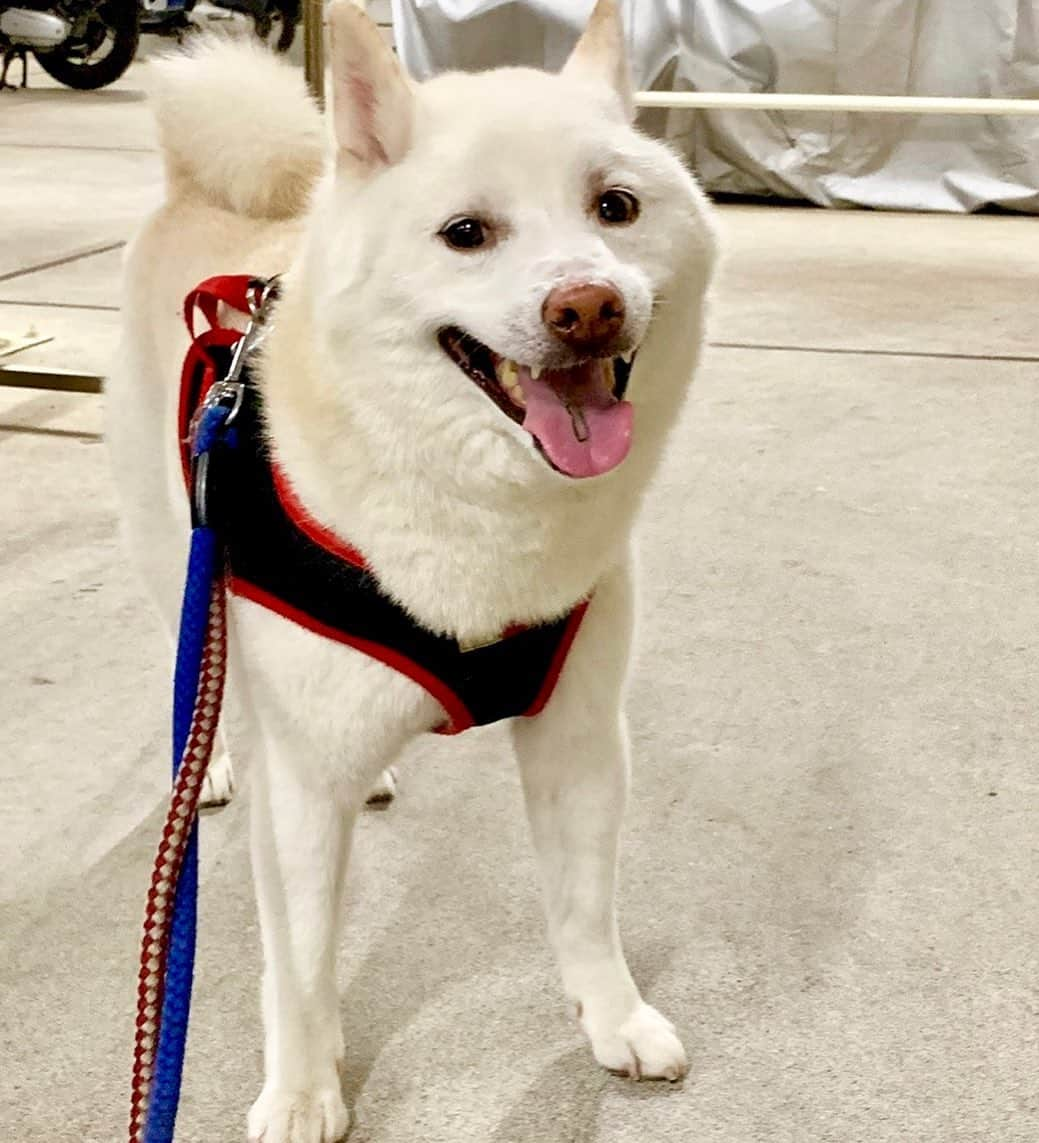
107, 2, 717, 1138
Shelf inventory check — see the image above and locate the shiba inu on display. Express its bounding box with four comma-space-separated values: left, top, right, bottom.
107, 2, 717, 1137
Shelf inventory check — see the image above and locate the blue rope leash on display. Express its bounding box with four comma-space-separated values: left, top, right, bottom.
142, 400, 234, 1143
143, 521, 220, 1143
132, 278, 271, 1143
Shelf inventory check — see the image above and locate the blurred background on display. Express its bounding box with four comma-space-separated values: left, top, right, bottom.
396, 0, 1039, 213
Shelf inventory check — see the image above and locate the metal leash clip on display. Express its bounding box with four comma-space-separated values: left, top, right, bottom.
196, 275, 279, 433
190, 276, 279, 527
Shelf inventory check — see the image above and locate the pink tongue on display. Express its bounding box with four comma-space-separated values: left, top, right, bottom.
517, 360, 633, 478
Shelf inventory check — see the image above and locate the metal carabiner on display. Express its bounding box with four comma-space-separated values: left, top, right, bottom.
192, 450, 212, 529
189, 276, 281, 528
218, 275, 280, 401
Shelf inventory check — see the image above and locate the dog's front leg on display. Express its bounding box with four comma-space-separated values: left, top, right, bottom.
246, 732, 357, 1143
511, 558, 688, 1082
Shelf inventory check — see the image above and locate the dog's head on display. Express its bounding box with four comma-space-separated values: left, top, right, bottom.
304, 0, 717, 490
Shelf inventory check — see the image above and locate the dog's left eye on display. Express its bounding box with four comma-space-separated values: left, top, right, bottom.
597, 189, 640, 226
440, 217, 487, 250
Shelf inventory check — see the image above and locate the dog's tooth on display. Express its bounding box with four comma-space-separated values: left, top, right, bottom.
531, 364, 543, 381
501, 375, 527, 409
499, 358, 518, 386
621, 350, 634, 364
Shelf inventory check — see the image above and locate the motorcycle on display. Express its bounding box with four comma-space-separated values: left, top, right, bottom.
140, 0, 300, 54
1, 0, 299, 91
0, 0, 139, 89
204, 0, 300, 53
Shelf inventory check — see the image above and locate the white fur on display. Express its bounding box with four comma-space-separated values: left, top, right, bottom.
150, 36, 326, 220
108, 3, 717, 1139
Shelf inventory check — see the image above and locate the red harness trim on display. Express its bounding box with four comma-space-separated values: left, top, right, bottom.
178, 326, 242, 484
270, 463, 368, 570
230, 576, 477, 734
526, 600, 589, 718
183, 275, 256, 339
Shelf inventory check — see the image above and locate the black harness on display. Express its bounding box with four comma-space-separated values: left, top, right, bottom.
179, 281, 587, 735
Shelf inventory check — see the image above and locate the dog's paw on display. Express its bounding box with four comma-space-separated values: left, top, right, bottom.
199, 751, 235, 813
585, 1002, 688, 1082
364, 766, 399, 807
247, 1084, 350, 1143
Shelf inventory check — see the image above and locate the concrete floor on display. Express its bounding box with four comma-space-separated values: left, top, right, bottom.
2, 57, 1038, 1143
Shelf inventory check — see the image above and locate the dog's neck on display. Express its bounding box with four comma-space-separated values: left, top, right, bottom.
256, 284, 665, 642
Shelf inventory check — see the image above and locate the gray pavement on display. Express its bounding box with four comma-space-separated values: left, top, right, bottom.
1, 54, 1038, 1143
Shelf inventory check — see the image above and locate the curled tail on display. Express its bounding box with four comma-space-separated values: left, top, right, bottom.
150, 37, 326, 220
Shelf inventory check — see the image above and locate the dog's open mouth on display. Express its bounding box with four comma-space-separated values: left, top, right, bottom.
437, 327, 635, 478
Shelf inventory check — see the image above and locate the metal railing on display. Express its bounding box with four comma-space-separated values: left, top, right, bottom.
635, 92, 1039, 115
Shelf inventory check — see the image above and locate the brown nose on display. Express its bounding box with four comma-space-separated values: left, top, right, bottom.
542, 282, 626, 354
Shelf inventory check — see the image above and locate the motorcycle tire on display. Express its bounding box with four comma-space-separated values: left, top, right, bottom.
34, 0, 139, 90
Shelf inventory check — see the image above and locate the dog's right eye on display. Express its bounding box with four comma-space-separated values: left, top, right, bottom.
440, 217, 487, 251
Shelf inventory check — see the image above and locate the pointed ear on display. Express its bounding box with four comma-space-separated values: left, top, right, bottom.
562, 0, 633, 120
328, 0, 413, 172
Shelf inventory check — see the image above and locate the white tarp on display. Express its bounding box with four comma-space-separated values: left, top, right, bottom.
391, 0, 1039, 213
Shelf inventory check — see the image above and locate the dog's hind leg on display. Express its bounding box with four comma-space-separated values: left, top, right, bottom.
511, 557, 689, 1083
365, 765, 399, 805
205, 757, 397, 815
